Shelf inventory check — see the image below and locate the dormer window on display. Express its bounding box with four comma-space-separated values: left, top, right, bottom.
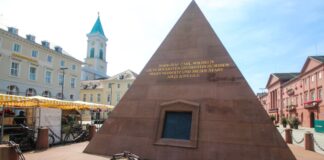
119, 75, 124, 80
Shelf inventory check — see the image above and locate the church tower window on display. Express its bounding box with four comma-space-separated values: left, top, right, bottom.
99, 49, 104, 60
90, 48, 95, 58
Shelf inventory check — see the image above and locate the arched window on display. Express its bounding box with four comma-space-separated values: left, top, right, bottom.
56, 93, 64, 99
7, 85, 19, 95
26, 88, 36, 96
90, 48, 95, 58
42, 90, 52, 97
99, 49, 104, 60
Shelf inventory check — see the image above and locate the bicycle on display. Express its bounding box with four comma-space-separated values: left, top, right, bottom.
10, 124, 55, 151
62, 123, 89, 143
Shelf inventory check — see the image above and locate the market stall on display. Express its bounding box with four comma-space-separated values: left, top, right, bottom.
0, 93, 113, 144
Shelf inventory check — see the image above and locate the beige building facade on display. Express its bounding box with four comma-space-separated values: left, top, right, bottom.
0, 27, 82, 100
80, 70, 137, 106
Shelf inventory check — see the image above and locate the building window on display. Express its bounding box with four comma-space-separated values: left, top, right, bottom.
42, 91, 51, 97
47, 55, 52, 63
90, 94, 93, 102
162, 112, 192, 140
31, 50, 38, 58
83, 94, 86, 101
304, 92, 308, 102
7, 85, 19, 95
300, 93, 303, 105
107, 95, 111, 102
72, 64, 76, 70
29, 66, 37, 81
311, 75, 315, 82
58, 74, 64, 86
26, 88, 36, 96
90, 48, 95, 58
45, 70, 52, 84
56, 93, 64, 99
117, 84, 120, 88
311, 90, 315, 101
60, 60, 65, 67
127, 83, 131, 88
70, 78, 76, 88
319, 72, 322, 79
70, 94, 74, 100
10, 62, 19, 76
13, 43, 21, 52
99, 49, 104, 60
97, 94, 101, 102
108, 83, 112, 88
318, 88, 322, 100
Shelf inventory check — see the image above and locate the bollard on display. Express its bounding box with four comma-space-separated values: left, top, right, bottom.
89, 125, 97, 140
285, 129, 292, 144
0, 144, 18, 160
304, 131, 314, 151
36, 127, 49, 150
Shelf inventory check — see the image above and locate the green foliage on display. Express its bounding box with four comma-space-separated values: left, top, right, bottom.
288, 117, 300, 129
270, 115, 276, 122
281, 117, 287, 125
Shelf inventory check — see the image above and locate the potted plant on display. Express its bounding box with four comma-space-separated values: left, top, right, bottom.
281, 117, 287, 128
270, 115, 276, 123
291, 117, 300, 129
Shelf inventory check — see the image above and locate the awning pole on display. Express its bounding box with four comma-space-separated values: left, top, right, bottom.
1, 105, 5, 144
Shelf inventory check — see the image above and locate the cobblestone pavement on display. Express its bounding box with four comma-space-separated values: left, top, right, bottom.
277, 125, 324, 155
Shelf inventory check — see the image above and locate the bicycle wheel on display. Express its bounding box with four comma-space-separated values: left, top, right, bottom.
48, 135, 55, 146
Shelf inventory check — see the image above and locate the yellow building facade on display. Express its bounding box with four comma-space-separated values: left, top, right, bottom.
80, 70, 137, 106
0, 27, 82, 100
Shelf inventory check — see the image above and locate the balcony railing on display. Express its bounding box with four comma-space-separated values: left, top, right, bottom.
304, 99, 321, 109
268, 108, 278, 113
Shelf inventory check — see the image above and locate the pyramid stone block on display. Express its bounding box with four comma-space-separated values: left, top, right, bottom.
84, 1, 296, 160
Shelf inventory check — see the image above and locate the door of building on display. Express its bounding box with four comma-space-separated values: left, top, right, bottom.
310, 112, 315, 128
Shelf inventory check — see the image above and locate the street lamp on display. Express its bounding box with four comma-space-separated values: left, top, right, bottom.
60, 67, 68, 100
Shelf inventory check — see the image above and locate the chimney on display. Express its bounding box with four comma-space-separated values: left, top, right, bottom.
26, 34, 35, 42
8, 27, 18, 35
41, 41, 50, 48
54, 46, 62, 53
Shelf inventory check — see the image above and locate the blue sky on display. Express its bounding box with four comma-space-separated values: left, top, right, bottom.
1, 0, 324, 93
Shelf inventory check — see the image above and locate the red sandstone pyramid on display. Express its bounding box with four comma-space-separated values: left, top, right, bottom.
84, 1, 296, 160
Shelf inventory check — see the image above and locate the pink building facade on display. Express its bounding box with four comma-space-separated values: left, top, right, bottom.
262, 56, 324, 127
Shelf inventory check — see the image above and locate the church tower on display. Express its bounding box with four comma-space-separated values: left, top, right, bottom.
82, 14, 108, 80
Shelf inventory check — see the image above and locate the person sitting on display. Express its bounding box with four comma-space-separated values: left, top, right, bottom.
14, 111, 27, 125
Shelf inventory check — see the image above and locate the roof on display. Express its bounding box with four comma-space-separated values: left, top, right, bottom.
108, 69, 138, 80
272, 73, 299, 82
256, 92, 268, 97
310, 56, 324, 63
266, 72, 299, 88
89, 16, 106, 38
